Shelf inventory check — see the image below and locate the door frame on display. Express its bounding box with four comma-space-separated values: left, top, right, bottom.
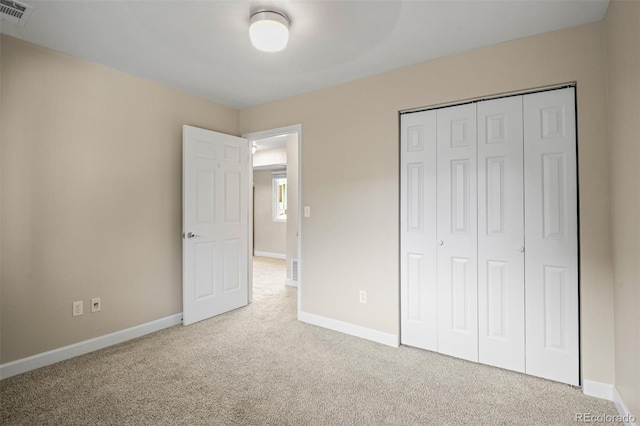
242, 124, 303, 317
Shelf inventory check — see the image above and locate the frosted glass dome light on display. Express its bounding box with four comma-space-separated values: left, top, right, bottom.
249, 10, 289, 53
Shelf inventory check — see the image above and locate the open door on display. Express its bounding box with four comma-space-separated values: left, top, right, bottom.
182, 125, 250, 325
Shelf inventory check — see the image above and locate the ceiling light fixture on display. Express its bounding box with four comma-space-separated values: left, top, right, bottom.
249, 10, 289, 53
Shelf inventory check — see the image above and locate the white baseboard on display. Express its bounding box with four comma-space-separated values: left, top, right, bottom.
583, 381, 638, 425
285, 279, 298, 288
0, 313, 183, 379
613, 387, 638, 426
583, 380, 614, 401
254, 251, 286, 260
298, 311, 399, 347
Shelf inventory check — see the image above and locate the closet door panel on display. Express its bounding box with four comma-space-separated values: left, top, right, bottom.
477, 96, 525, 372
524, 88, 579, 386
436, 103, 478, 362
400, 111, 438, 350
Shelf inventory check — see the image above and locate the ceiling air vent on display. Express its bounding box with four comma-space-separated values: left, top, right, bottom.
0, 0, 33, 27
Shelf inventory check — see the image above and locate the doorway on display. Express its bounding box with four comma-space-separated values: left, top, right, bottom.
243, 125, 302, 316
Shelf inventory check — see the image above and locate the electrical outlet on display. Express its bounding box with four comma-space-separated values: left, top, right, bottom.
359, 290, 367, 304
91, 297, 101, 313
304, 206, 311, 218
72, 301, 83, 316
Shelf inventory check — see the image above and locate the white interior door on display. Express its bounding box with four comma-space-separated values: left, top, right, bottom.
400, 110, 438, 351
477, 96, 525, 372
183, 125, 250, 325
524, 88, 579, 385
436, 103, 478, 362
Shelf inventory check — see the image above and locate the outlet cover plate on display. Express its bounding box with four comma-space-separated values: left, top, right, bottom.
73, 301, 83, 316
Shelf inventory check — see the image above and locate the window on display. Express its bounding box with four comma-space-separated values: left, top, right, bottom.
272, 173, 287, 222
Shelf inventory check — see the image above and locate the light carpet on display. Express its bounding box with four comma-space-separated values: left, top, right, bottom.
1, 257, 620, 425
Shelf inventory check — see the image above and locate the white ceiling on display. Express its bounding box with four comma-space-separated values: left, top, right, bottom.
1, 0, 610, 109
253, 134, 288, 152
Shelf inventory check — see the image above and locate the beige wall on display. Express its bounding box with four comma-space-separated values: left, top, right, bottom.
0, 36, 239, 363
240, 22, 616, 384
605, 0, 640, 417
253, 170, 287, 256
286, 134, 299, 280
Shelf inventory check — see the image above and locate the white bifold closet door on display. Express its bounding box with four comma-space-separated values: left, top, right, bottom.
477, 96, 525, 372
436, 104, 478, 362
523, 88, 579, 385
400, 87, 578, 386
400, 110, 438, 351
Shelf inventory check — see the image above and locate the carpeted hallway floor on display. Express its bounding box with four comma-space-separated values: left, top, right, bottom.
1, 256, 620, 425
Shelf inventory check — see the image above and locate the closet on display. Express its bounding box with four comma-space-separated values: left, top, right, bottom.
400, 87, 579, 386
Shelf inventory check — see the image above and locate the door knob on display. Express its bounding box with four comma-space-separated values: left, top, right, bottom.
518, 246, 525, 253
184, 232, 197, 239
437, 240, 444, 246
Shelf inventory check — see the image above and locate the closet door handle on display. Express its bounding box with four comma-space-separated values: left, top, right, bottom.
437, 240, 444, 246
518, 246, 525, 253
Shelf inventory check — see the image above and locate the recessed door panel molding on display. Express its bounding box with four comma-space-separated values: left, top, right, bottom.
224, 144, 241, 163
451, 257, 470, 332
400, 110, 438, 351
407, 253, 425, 322
485, 157, 505, 235
541, 107, 566, 140
524, 87, 578, 386
223, 239, 241, 292
450, 119, 471, 147
451, 159, 470, 234
477, 95, 525, 373
486, 260, 507, 339
407, 163, 424, 232
543, 266, 567, 350
224, 171, 242, 223
542, 153, 567, 240
407, 125, 425, 152
486, 114, 507, 144
196, 170, 215, 224
194, 242, 215, 300
195, 139, 216, 159
436, 103, 478, 362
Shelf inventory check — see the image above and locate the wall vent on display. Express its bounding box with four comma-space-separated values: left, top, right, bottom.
291, 259, 298, 282
0, 0, 33, 26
